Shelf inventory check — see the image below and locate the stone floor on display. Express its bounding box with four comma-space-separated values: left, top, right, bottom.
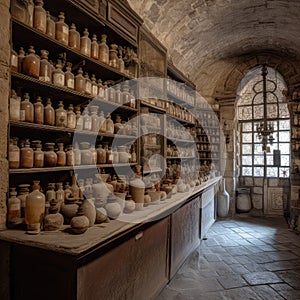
157, 215, 300, 300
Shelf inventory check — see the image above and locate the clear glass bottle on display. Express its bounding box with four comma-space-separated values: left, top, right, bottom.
34, 96, 44, 124
52, 60, 65, 87
44, 98, 55, 126
39, 49, 51, 82
115, 84, 122, 104
91, 34, 99, 60
75, 67, 85, 93
80, 142, 92, 165
67, 104, 76, 129
8, 188, 21, 227
97, 79, 105, 99
56, 143, 66, 166
9, 89, 21, 121
55, 101, 67, 127
98, 110, 106, 133
98, 34, 109, 64
97, 144, 106, 164
108, 86, 115, 103
90, 106, 99, 132
66, 145, 74, 166
68, 23, 80, 51
91, 74, 98, 97
33, 0, 47, 33
46, 11, 55, 37
118, 47, 125, 73
11, 48, 18, 72
84, 72, 92, 95
9, 138, 20, 169
122, 82, 131, 106
21, 93, 34, 123
113, 147, 119, 164
106, 146, 113, 164
109, 44, 118, 69
114, 114, 122, 134
44, 142, 57, 167
73, 142, 81, 165
82, 108, 92, 131
65, 62, 74, 89
80, 28, 91, 57
105, 113, 114, 134
75, 106, 83, 130
34, 141, 44, 168
18, 184, 30, 218
22, 46, 40, 79
20, 139, 34, 168
18, 47, 25, 73
55, 12, 69, 45
90, 144, 97, 164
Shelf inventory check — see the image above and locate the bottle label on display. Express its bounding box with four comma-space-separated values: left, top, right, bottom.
63, 26, 68, 34
85, 82, 92, 94
11, 55, 18, 68
9, 151, 20, 162
53, 74, 65, 86
9, 203, 20, 211
92, 85, 98, 97
67, 78, 74, 89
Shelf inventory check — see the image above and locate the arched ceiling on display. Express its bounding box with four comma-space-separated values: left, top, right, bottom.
127, 0, 300, 100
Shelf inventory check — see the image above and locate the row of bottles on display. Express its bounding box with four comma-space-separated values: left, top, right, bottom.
166, 145, 196, 157
166, 79, 195, 106
197, 143, 219, 152
9, 139, 137, 169
12, 1, 138, 76
197, 135, 220, 144
166, 123, 196, 140
166, 101, 195, 123
196, 127, 219, 136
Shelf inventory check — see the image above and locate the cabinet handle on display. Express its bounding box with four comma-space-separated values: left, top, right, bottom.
135, 232, 143, 240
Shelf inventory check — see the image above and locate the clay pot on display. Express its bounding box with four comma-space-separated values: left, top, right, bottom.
95, 207, 108, 224
81, 198, 96, 227
70, 204, 89, 234
105, 194, 121, 219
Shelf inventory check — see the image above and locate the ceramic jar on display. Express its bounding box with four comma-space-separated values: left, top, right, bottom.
44, 200, 64, 231
22, 46, 40, 79
98, 34, 109, 64
70, 204, 89, 234
44, 98, 55, 126
44, 142, 57, 167
20, 93, 34, 123
68, 23, 80, 51
124, 194, 135, 213
33, 0, 46, 33
34, 96, 44, 124
217, 179, 230, 217
105, 194, 121, 219
236, 187, 251, 213
25, 181, 45, 234
80, 142, 92, 165
9, 89, 21, 121
46, 11, 55, 37
55, 101, 67, 127
92, 174, 110, 202
20, 139, 34, 168
55, 12, 69, 45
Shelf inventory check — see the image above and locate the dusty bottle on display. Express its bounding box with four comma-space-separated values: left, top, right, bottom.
33, 141, 44, 168
25, 181, 45, 234
9, 138, 20, 169
91, 34, 99, 60
39, 49, 51, 82
80, 142, 92, 165
118, 47, 125, 73
52, 60, 65, 87
21, 93, 34, 123
109, 44, 118, 69
46, 11, 55, 37
65, 62, 74, 89
73, 142, 81, 165
115, 84, 122, 104
90, 105, 99, 132
67, 104, 76, 129
90, 145, 97, 164
69, 23, 80, 50
55, 101, 67, 127
55, 12, 69, 45
22, 46, 40, 79
34, 96, 44, 124
44, 142, 57, 167
18, 184, 30, 218
20, 139, 33, 168
82, 109, 92, 131
97, 144, 106, 164
56, 182, 65, 209
91, 74, 98, 97
8, 188, 21, 227
80, 28, 91, 57
9, 89, 21, 121
70, 173, 79, 199
98, 110, 106, 133
84, 73, 92, 95
105, 113, 114, 134
44, 98, 55, 126
11, 48, 18, 72
56, 143, 66, 166
18, 47, 25, 73
66, 145, 74, 166
75, 67, 85, 93
97, 79, 105, 99
106, 146, 113, 164
75, 106, 83, 130
33, 0, 47, 33
114, 114, 122, 134
99, 34, 109, 64
113, 147, 119, 163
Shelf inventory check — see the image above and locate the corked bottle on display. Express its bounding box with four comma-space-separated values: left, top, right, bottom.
39, 50, 51, 82
65, 62, 74, 89
18, 47, 26, 73
46, 11, 55, 37
56, 143, 66, 166
98, 34, 109, 64
55, 101, 67, 127
33, 141, 44, 168
75, 67, 85, 93
22, 46, 40, 79
20, 139, 34, 168
109, 44, 118, 69
90, 106, 99, 132
9, 89, 21, 121
44, 142, 57, 167
67, 104, 76, 129
82, 109, 92, 131
34, 96, 44, 124
66, 145, 74, 166
91, 34, 99, 60
84, 73, 92, 95
91, 74, 98, 97
20, 93, 34, 123
69, 23, 80, 50
44, 98, 55, 126
9, 138, 20, 169
52, 60, 65, 87
80, 28, 91, 57
33, 0, 47, 33
55, 12, 69, 45
97, 144, 106, 164
98, 110, 106, 133
7, 187, 21, 228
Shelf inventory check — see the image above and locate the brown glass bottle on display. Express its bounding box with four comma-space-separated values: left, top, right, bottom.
39, 49, 51, 82
65, 62, 74, 89
56, 143, 66, 166
55, 12, 69, 45
46, 11, 55, 37
91, 34, 99, 60
33, 0, 47, 33
98, 34, 109, 64
44, 143, 57, 167
55, 101, 67, 127
22, 46, 40, 79
80, 28, 91, 57
33, 141, 44, 168
69, 23, 80, 50
44, 98, 55, 126
20, 93, 34, 123
75, 67, 85, 93
34, 96, 44, 124
20, 139, 34, 168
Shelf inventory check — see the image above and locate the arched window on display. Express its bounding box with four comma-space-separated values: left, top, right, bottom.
237, 66, 290, 178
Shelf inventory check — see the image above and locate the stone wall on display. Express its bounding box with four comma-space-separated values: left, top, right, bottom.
0, 0, 10, 230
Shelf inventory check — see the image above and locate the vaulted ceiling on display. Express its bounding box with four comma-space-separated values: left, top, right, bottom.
128, 0, 300, 101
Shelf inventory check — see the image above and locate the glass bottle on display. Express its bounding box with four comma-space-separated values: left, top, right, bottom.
131, 147, 137, 163
114, 114, 122, 134
118, 47, 125, 73
44, 142, 57, 167
115, 84, 122, 104
113, 147, 119, 164
99, 34, 109, 64
109, 44, 118, 69
65, 62, 74, 89
44, 98, 55, 126
46, 11, 55, 37
8, 188, 21, 227
73, 142, 81, 165
34, 96, 44, 124
21, 93, 34, 123
80, 28, 91, 57
97, 144, 106, 164
82, 108, 92, 131
18, 47, 25, 73
18, 184, 30, 218
25, 180, 45, 234
33, 0, 46, 33
39, 49, 51, 82
90, 144, 97, 164
71, 173, 79, 200
105, 113, 114, 134
108, 86, 115, 103
122, 82, 131, 106
97, 79, 105, 99
56, 143, 66, 166
22, 46, 40, 79
68, 23, 80, 51
84, 73, 92, 95
98, 110, 106, 133
52, 60, 65, 87
55, 12, 69, 45
20, 139, 34, 168
91, 74, 98, 97
75, 67, 85, 93
33, 141, 44, 168
91, 34, 99, 60
56, 182, 64, 209
80, 142, 92, 165
90, 105, 99, 132
9, 89, 21, 121
67, 104, 76, 129
11, 48, 18, 72
75, 106, 83, 130
55, 101, 67, 127
66, 145, 74, 166
9, 138, 20, 169
106, 146, 113, 164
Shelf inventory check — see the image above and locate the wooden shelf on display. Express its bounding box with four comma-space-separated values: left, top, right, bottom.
167, 137, 195, 144
143, 168, 163, 175
166, 114, 195, 126
140, 100, 166, 113
166, 156, 195, 160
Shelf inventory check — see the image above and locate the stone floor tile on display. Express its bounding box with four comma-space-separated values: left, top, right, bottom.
223, 287, 261, 300
257, 244, 277, 252
181, 289, 226, 300
276, 270, 300, 289
251, 285, 284, 299
235, 239, 253, 246
225, 246, 253, 256
247, 238, 268, 246
229, 263, 250, 275
238, 233, 256, 239
247, 252, 274, 263
203, 253, 221, 262
217, 275, 248, 289
209, 261, 236, 276
243, 262, 267, 272
220, 254, 239, 265
233, 255, 253, 265
243, 271, 283, 285
263, 260, 300, 271
269, 283, 300, 299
